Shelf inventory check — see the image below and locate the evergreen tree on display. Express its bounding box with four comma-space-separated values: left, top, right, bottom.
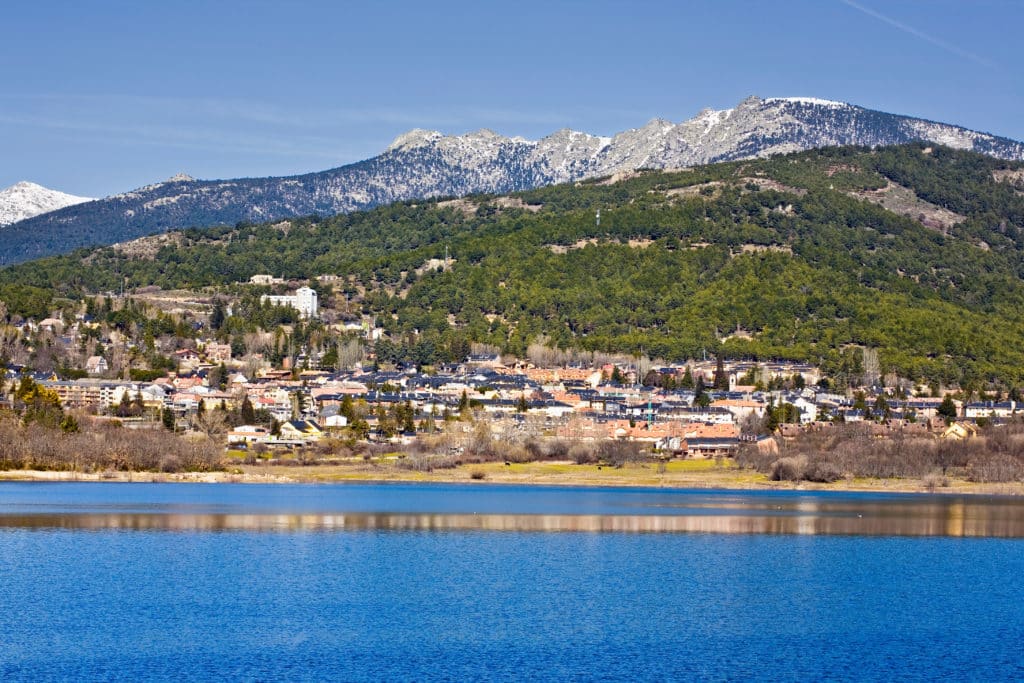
210, 298, 226, 331
340, 394, 355, 420
116, 391, 132, 418
402, 400, 415, 433
59, 413, 79, 434
162, 406, 175, 431
765, 399, 780, 433
713, 354, 729, 390
15, 376, 64, 427
937, 395, 958, 423
133, 391, 145, 416
694, 376, 711, 408
240, 395, 256, 424
873, 394, 892, 421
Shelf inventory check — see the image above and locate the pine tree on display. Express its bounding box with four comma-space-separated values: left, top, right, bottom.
117, 391, 132, 417
340, 394, 354, 420
694, 376, 711, 408
59, 414, 79, 434
937, 395, 958, 423
713, 354, 728, 390
765, 399, 780, 433
240, 395, 256, 424
402, 400, 415, 433
210, 298, 226, 331
873, 394, 891, 421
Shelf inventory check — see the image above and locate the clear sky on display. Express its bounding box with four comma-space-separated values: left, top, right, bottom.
3, 0, 1022, 197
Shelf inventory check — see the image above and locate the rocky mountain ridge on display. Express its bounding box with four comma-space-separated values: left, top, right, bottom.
3, 95, 1023, 264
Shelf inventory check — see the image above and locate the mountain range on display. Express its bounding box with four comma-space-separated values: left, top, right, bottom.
3, 95, 1024, 264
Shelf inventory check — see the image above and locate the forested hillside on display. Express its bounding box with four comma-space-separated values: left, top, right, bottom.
4, 143, 1024, 385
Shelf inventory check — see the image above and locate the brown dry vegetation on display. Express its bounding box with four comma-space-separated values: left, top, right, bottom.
0, 414, 221, 473
272, 427, 651, 474
736, 423, 1024, 483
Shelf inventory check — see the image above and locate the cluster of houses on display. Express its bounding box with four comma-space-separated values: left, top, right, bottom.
3, 347, 1004, 456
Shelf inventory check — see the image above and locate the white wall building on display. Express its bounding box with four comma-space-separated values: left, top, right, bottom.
250, 274, 284, 285
261, 286, 318, 318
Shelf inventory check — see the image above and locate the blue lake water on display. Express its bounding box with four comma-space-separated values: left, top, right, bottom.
1, 482, 1023, 681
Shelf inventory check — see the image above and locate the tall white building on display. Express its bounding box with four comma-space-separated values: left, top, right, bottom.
261, 286, 318, 318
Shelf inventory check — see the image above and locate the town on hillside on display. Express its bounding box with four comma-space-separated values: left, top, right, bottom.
0, 277, 1006, 464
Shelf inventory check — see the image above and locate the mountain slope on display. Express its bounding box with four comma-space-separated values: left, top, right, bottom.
3, 96, 1024, 264
5, 144, 1024, 385
0, 181, 93, 226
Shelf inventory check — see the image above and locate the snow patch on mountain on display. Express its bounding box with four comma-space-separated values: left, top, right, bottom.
0, 181, 93, 226
767, 96, 846, 107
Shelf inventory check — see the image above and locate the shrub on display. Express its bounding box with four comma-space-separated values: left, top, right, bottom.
570, 443, 597, 464
802, 458, 843, 483
598, 441, 647, 468
769, 456, 806, 482
967, 452, 1024, 483
921, 472, 949, 491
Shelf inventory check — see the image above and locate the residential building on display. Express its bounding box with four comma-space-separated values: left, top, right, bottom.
261, 287, 318, 318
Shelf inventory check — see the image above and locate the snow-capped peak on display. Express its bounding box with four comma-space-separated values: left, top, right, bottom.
386, 129, 444, 151
0, 181, 93, 227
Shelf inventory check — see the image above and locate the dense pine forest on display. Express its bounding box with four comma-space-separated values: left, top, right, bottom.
4, 143, 1024, 386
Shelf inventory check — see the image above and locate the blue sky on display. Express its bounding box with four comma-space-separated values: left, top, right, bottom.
3, 0, 1022, 197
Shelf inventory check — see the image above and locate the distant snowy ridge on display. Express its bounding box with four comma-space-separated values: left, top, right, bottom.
3, 95, 1024, 263
0, 181, 93, 226
373, 95, 1024, 184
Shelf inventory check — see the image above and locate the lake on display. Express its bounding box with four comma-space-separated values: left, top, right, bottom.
1, 482, 1023, 681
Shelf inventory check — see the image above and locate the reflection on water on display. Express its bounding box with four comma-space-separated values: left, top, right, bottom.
4, 497, 1024, 537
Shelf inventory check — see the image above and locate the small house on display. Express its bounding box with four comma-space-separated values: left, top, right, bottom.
85, 356, 108, 375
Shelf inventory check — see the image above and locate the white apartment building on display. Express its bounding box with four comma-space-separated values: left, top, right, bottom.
261, 286, 318, 318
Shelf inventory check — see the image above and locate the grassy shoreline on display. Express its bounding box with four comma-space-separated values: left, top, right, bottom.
2, 459, 1023, 496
